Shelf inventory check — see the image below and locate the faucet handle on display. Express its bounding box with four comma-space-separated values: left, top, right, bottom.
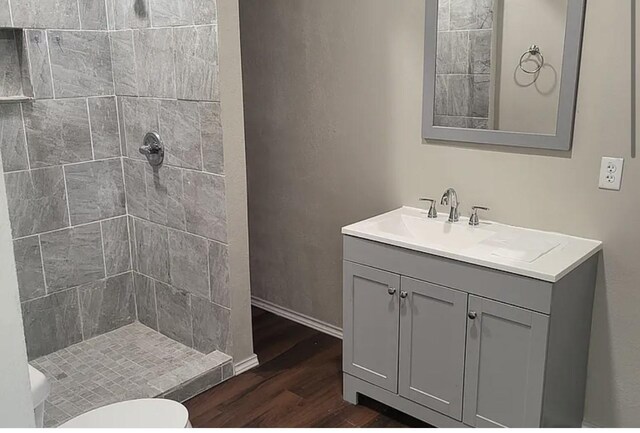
419, 198, 439, 219
469, 206, 490, 226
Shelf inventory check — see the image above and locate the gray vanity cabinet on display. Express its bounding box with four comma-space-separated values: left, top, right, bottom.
343, 235, 598, 428
463, 296, 550, 428
343, 261, 400, 393
399, 277, 467, 421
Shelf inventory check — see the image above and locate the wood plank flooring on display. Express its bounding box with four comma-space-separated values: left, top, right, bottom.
185, 307, 431, 428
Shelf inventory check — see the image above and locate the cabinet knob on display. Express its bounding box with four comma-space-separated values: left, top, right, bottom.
388, 287, 397, 296
468, 311, 478, 320
400, 291, 409, 299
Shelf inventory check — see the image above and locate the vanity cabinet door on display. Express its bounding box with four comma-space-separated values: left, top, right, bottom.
343, 261, 401, 393
463, 296, 549, 428
398, 277, 468, 421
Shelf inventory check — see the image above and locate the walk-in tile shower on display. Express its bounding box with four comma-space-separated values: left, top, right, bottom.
0, 0, 233, 426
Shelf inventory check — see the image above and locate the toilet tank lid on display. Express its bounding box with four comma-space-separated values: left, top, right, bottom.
28, 365, 51, 406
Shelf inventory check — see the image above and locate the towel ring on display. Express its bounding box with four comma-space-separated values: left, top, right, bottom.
519, 45, 545, 75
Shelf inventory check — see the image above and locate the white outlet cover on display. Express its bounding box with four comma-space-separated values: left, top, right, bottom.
599, 157, 624, 191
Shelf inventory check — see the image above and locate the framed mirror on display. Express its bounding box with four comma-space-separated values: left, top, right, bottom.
422, 0, 587, 150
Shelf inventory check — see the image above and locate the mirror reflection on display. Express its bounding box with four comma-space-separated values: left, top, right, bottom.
434, 0, 568, 134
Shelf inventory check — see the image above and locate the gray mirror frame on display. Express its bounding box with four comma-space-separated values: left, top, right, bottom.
422, 0, 587, 151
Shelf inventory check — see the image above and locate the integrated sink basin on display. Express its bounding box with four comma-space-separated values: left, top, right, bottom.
374, 213, 495, 250
342, 207, 602, 282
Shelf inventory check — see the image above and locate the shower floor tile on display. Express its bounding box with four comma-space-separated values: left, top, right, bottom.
30, 322, 233, 427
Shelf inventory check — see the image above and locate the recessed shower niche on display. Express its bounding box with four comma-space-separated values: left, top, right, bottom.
0, 28, 34, 103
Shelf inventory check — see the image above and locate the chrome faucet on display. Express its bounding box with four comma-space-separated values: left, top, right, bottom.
441, 188, 460, 223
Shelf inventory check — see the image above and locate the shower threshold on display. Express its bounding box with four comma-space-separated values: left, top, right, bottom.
29, 322, 233, 427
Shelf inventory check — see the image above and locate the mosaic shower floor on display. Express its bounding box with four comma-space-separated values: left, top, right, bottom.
30, 322, 233, 427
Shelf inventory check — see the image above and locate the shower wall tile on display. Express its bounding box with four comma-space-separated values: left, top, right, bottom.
192, 0, 217, 25
65, 159, 126, 225
192, 296, 230, 354
160, 100, 202, 170
48, 31, 114, 98
450, 0, 492, 30
110, 0, 151, 30
469, 30, 492, 74
11, 0, 80, 29
200, 103, 224, 175
174, 25, 219, 101
0, 104, 28, 173
25, 30, 54, 99
134, 272, 157, 330
183, 171, 227, 242
159, 100, 202, 169
5, 167, 69, 238
134, 218, 170, 283
471, 74, 490, 118
0, 0, 11, 27
102, 216, 132, 276
150, 0, 194, 27
79, 0, 108, 30
0, 30, 24, 98
438, 0, 450, 31
88, 97, 121, 159
134, 28, 176, 98
79, 273, 136, 339
436, 31, 470, 75
23, 99, 92, 168
168, 230, 209, 299
156, 282, 193, 348
110, 31, 138, 96
21, 289, 83, 360
209, 240, 229, 308
145, 164, 186, 230
121, 96, 159, 160
123, 158, 148, 218
13, 236, 46, 302
40, 223, 106, 291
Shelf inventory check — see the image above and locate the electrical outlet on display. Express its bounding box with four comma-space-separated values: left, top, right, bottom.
599, 157, 624, 191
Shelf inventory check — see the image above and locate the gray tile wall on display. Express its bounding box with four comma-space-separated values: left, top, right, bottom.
0, 0, 230, 358
1, 0, 130, 360
110, 0, 230, 356
434, 0, 492, 129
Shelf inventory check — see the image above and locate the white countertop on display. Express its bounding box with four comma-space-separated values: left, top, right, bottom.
342, 207, 602, 283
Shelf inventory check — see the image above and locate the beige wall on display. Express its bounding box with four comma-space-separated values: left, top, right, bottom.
0, 152, 35, 427
495, 0, 567, 133
240, 0, 639, 427
218, 0, 255, 364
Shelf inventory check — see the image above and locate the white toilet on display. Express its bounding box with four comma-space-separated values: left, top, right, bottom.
28, 365, 192, 428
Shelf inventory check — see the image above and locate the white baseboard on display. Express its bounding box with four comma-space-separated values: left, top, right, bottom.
582, 421, 600, 428
251, 297, 344, 339
233, 354, 259, 376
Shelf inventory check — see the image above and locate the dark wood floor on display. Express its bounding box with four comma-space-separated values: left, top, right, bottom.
185, 307, 431, 428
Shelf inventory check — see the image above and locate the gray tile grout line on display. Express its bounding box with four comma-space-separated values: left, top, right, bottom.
86, 98, 96, 160
135, 269, 231, 313
6, 0, 13, 26
76, 286, 85, 341
3, 155, 124, 175
12, 212, 128, 242
21, 270, 133, 304
128, 213, 228, 247
98, 221, 108, 278
61, 166, 72, 226
18, 103, 31, 170
44, 30, 56, 99
75, 0, 82, 29
37, 234, 48, 295
23, 29, 36, 99
19, 23, 218, 33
